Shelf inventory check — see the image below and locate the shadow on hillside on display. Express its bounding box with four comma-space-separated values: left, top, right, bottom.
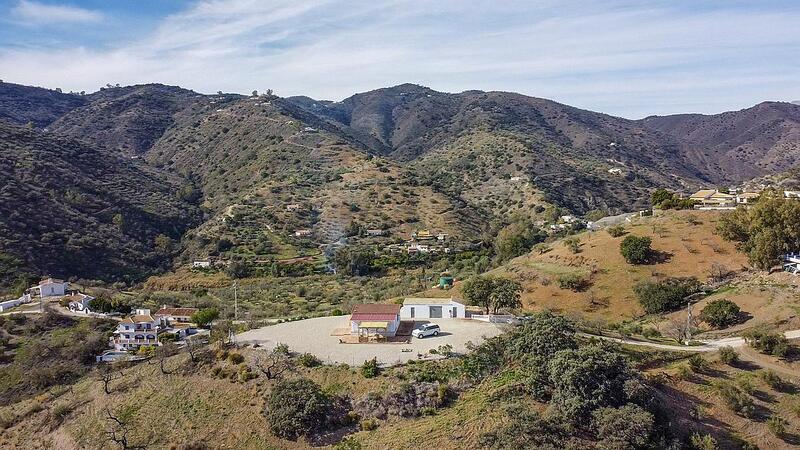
647, 250, 674, 264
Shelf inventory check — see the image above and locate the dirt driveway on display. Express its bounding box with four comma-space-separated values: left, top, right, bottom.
236, 316, 507, 366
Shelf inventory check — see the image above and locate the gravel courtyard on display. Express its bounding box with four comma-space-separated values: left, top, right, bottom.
236, 316, 507, 366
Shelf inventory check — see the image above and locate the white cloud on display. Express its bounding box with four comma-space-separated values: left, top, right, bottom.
0, 0, 798, 118
11, 0, 104, 25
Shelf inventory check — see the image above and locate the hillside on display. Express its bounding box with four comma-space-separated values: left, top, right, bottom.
0, 82, 86, 128
49, 84, 211, 154
640, 102, 800, 183
0, 121, 201, 285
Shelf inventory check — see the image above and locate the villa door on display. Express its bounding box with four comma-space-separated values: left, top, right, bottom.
429, 306, 442, 318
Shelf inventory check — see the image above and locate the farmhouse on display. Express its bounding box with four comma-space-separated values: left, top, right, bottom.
366, 229, 386, 236
401, 297, 466, 319
690, 189, 736, 208
294, 229, 312, 237
350, 303, 401, 337
112, 308, 160, 351
736, 192, 760, 204
154, 306, 198, 324
34, 278, 68, 298
192, 260, 211, 269
67, 293, 96, 314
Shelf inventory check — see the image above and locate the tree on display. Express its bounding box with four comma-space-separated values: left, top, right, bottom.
265, 378, 331, 439
606, 225, 626, 238
255, 347, 293, 380
699, 299, 741, 328
191, 308, 219, 328
742, 329, 789, 358
332, 247, 375, 276
462, 276, 521, 314
226, 261, 251, 279
592, 404, 654, 450
462, 276, 495, 314
633, 278, 700, 314
494, 221, 543, 261
620, 235, 652, 264
490, 278, 522, 314
548, 346, 633, 423
651, 188, 673, 207
153, 234, 174, 255
251, 90, 258, 96
507, 311, 576, 361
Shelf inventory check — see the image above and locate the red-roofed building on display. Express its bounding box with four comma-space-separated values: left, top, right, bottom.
350, 303, 401, 337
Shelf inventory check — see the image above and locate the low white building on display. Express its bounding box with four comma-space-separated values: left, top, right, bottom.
0, 294, 31, 312
154, 306, 198, 325
192, 260, 211, 269
34, 278, 68, 298
401, 297, 466, 319
68, 293, 96, 314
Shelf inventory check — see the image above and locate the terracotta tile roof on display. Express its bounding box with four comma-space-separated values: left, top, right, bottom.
154, 307, 198, 317
121, 315, 155, 324
350, 303, 400, 322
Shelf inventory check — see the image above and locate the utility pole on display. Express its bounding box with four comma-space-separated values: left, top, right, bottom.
685, 300, 694, 345
233, 280, 238, 321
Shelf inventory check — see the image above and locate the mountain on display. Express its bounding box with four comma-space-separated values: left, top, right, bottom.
3, 81, 800, 283
640, 101, 800, 183
49, 84, 213, 154
0, 121, 201, 286
0, 82, 86, 128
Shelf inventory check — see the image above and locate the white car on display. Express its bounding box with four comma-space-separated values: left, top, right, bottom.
412, 323, 441, 338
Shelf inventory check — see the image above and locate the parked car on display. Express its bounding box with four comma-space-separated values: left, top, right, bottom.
412, 323, 441, 338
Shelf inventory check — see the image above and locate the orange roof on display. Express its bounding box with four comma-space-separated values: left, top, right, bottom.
120, 314, 155, 324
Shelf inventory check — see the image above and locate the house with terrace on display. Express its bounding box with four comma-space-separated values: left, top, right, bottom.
112, 308, 160, 351
349, 303, 401, 338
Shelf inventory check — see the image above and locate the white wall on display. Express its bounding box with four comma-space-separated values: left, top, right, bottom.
401, 302, 465, 319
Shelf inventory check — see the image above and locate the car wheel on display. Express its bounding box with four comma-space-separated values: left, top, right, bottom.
433, 331, 439, 336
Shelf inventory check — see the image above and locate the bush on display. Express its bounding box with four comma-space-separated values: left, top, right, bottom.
556, 273, 591, 292
359, 418, 378, 431
714, 381, 755, 417
606, 225, 626, 238
227, 352, 244, 364
633, 278, 700, 314
563, 237, 581, 254
699, 299, 741, 328
264, 378, 331, 439
718, 346, 738, 365
620, 235, 652, 264
743, 329, 789, 358
758, 370, 787, 391
592, 404, 654, 450
689, 432, 719, 450
767, 414, 787, 437
191, 308, 219, 328
687, 354, 709, 373
298, 353, 321, 368
361, 358, 380, 378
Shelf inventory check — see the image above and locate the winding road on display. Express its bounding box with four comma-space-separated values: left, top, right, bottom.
582, 330, 800, 352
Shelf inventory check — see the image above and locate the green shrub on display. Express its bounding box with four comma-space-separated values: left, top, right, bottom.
361, 358, 380, 378
563, 237, 581, 254
687, 354, 709, 373
556, 273, 591, 292
620, 235, 652, 264
264, 378, 331, 439
689, 432, 719, 450
633, 278, 700, 314
334, 437, 362, 450
766, 415, 787, 437
699, 299, 741, 328
758, 370, 787, 391
359, 418, 378, 431
298, 353, 321, 368
742, 329, 789, 358
606, 225, 626, 238
718, 346, 738, 365
713, 381, 755, 417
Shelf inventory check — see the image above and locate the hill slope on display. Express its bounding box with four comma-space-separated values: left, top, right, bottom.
640, 101, 800, 183
0, 82, 86, 128
0, 121, 201, 285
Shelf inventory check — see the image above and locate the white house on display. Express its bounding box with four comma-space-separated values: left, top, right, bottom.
366, 229, 386, 237
154, 306, 198, 325
111, 308, 160, 351
34, 278, 68, 298
401, 297, 466, 319
294, 229, 312, 237
68, 293, 96, 314
192, 260, 211, 269
349, 303, 401, 337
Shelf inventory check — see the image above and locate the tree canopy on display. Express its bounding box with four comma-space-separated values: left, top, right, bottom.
462, 276, 522, 314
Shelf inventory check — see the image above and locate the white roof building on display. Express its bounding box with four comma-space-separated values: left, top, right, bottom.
400, 297, 466, 319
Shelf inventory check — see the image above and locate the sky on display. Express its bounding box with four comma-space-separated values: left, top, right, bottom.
0, 0, 798, 119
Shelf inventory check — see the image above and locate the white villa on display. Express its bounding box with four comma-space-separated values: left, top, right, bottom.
401, 297, 466, 319
192, 260, 211, 269
112, 308, 160, 351
34, 278, 68, 298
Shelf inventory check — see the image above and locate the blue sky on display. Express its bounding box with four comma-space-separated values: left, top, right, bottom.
0, 0, 798, 118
